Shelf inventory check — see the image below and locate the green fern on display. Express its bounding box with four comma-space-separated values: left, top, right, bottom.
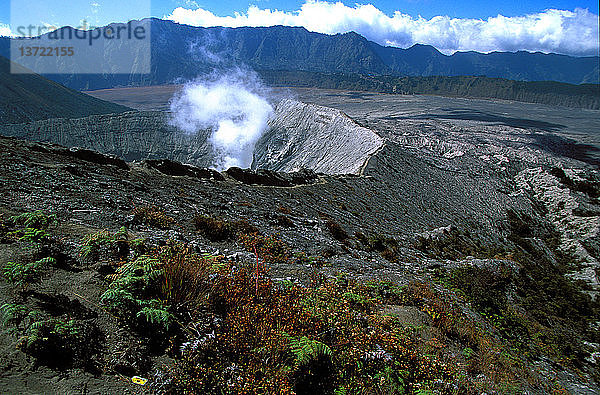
101, 287, 136, 307
20, 318, 52, 350
282, 333, 333, 366
118, 255, 162, 280
80, 230, 113, 261
0, 303, 27, 326
102, 255, 168, 328
14, 228, 50, 245
276, 279, 296, 290
51, 318, 79, 337
32, 257, 56, 267
373, 365, 407, 394
1, 261, 20, 282
334, 388, 348, 395
114, 226, 128, 241
5, 211, 56, 247
23, 310, 44, 326
80, 227, 134, 262
9, 211, 56, 230
2, 257, 55, 288
137, 305, 172, 330
21, 320, 44, 349
18, 317, 81, 353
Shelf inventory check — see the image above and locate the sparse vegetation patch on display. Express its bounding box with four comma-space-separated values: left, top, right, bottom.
194, 215, 259, 242
132, 205, 175, 229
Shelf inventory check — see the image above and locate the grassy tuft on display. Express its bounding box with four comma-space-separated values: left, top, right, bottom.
194, 215, 259, 242
325, 218, 349, 242
132, 205, 175, 229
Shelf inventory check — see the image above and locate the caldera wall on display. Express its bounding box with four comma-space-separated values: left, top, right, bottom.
253, 99, 383, 174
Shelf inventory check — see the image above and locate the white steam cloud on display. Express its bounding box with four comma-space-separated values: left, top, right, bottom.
166, 1, 599, 56
169, 69, 273, 170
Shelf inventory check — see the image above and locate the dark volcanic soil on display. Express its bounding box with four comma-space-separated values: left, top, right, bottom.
1, 86, 599, 393
0, 131, 598, 393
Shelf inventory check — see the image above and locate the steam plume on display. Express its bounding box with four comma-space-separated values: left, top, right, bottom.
169, 69, 273, 170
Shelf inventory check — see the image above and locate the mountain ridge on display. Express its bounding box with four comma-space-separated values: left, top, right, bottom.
0, 18, 597, 90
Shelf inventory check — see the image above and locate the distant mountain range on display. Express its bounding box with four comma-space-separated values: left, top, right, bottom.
0, 19, 598, 91
258, 71, 600, 110
0, 56, 130, 124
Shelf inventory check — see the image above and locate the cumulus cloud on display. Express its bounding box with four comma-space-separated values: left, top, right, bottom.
165, 1, 599, 56
0, 24, 13, 37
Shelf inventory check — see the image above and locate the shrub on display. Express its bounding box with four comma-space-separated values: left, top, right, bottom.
278, 206, 292, 215
446, 264, 512, 316
402, 281, 534, 391
381, 247, 399, 262
193, 215, 234, 241
164, 261, 460, 394
356, 232, 400, 262
325, 218, 349, 241
100, 242, 218, 335
233, 219, 259, 235
415, 228, 503, 260
132, 205, 175, 229
159, 242, 212, 314
194, 215, 259, 242
276, 214, 295, 228
92, 237, 565, 393
239, 233, 290, 264
432, 228, 600, 376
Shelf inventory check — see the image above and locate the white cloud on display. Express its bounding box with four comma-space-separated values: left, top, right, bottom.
183, 0, 199, 8
165, 1, 599, 56
0, 23, 13, 37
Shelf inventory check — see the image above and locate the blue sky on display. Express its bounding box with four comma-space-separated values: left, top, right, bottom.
2, 0, 598, 27
172, 0, 600, 19
1, 1, 598, 55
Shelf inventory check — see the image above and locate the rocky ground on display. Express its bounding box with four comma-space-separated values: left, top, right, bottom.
0, 92, 599, 393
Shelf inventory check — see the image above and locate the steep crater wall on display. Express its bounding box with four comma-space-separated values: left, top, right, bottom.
0, 111, 216, 167
253, 99, 383, 174
1, 100, 384, 175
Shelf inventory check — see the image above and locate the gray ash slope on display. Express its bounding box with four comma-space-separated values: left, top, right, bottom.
254, 99, 383, 174
0, 91, 600, 391
0, 126, 598, 392
0, 55, 130, 124
2, 94, 599, 276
